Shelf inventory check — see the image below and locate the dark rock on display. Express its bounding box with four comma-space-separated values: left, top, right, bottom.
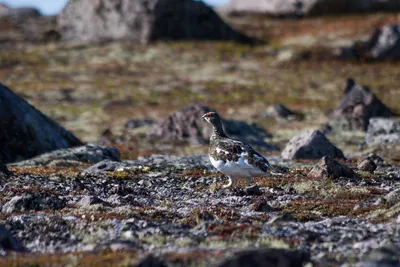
219, 0, 400, 17
365, 118, 400, 146
83, 159, 127, 174
350, 24, 400, 61
0, 83, 83, 164
58, 0, 255, 44
136, 254, 167, 267
10, 144, 120, 166
357, 159, 377, 173
0, 224, 25, 253
281, 130, 345, 160
308, 156, 355, 179
243, 185, 261, 196
367, 153, 386, 167
251, 198, 274, 212
2, 193, 66, 213
259, 104, 301, 121
216, 248, 310, 267
329, 78, 393, 131
149, 105, 278, 151
0, 162, 11, 178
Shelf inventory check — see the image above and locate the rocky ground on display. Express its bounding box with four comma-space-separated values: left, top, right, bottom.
0, 10, 400, 267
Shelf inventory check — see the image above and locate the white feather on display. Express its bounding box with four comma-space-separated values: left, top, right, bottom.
209, 154, 266, 178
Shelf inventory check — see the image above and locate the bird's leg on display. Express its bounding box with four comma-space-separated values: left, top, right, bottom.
222, 176, 233, 189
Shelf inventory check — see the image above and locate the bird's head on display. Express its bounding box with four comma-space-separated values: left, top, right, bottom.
202, 112, 219, 125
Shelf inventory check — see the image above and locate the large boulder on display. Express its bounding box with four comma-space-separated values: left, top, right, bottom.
0, 4, 41, 20
219, 0, 400, 17
0, 83, 83, 163
281, 130, 345, 160
58, 0, 255, 44
349, 24, 400, 61
10, 144, 120, 166
365, 118, 400, 146
328, 78, 393, 131
149, 105, 278, 151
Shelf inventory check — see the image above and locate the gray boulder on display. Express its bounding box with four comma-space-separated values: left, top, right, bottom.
0, 83, 83, 163
0, 224, 25, 253
281, 130, 344, 160
10, 144, 120, 166
219, 0, 400, 17
259, 104, 302, 121
329, 78, 393, 131
365, 118, 400, 146
149, 105, 278, 151
58, 0, 255, 44
308, 156, 355, 179
0, 4, 41, 20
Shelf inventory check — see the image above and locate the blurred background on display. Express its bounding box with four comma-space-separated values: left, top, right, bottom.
0, 0, 399, 160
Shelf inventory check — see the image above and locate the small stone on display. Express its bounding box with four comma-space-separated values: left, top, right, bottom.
384, 188, 400, 207
308, 156, 355, 179
76, 196, 104, 207
2, 193, 66, 213
267, 212, 294, 225
244, 184, 261, 196
251, 198, 275, 212
357, 159, 377, 173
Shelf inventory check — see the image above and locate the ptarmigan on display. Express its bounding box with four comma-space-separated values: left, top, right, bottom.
202, 111, 271, 188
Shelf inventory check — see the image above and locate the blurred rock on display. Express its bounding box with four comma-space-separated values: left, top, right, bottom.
308, 156, 355, 179
347, 24, 400, 61
216, 248, 309, 267
0, 83, 83, 163
125, 119, 155, 130
0, 224, 25, 253
365, 118, 400, 146
328, 78, 393, 131
10, 144, 120, 166
2, 193, 66, 213
58, 0, 255, 44
149, 105, 278, 151
136, 254, 167, 267
76, 195, 104, 207
281, 130, 344, 160
357, 158, 377, 173
384, 188, 400, 207
259, 104, 302, 121
8, 8, 41, 20
355, 247, 400, 267
219, 0, 400, 17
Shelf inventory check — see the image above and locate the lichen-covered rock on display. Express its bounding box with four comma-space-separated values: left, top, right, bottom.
281, 130, 344, 160
365, 118, 400, 146
0, 224, 25, 253
329, 79, 393, 131
58, 0, 255, 44
0, 83, 83, 164
219, 0, 400, 17
216, 248, 310, 267
149, 105, 278, 151
2, 193, 66, 213
10, 144, 120, 166
357, 159, 377, 173
308, 156, 355, 179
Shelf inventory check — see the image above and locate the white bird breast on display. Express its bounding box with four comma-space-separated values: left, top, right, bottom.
209, 154, 265, 178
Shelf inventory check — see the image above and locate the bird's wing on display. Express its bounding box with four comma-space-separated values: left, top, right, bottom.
214, 139, 270, 173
